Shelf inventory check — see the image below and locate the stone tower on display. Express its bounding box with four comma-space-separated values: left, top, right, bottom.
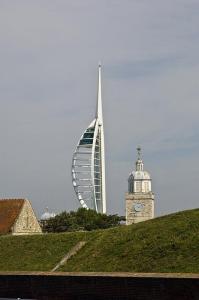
125, 147, 154, 225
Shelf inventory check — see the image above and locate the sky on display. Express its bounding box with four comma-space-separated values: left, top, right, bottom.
0, 0, 199, 217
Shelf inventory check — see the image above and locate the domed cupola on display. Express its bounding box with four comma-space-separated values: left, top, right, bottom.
128, 147, 152, 193
40, 207, 56, 220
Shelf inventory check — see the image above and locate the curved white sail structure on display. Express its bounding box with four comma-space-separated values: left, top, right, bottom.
72, 65, 106, 213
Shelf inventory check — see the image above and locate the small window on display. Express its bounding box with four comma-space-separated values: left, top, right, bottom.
135, 181, 141, 192
144, 181, 149, 192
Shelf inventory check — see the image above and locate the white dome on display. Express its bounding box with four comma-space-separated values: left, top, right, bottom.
40, 211, 56, 220
130, 170, 151, 180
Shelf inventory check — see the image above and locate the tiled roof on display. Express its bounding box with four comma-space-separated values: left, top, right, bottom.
0, 199, 25, 234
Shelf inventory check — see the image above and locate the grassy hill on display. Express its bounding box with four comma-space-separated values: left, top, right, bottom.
1, 209, 199, 273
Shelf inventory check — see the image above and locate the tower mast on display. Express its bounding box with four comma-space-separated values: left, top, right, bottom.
96, 64, 106, 213
96, 63, 103, 123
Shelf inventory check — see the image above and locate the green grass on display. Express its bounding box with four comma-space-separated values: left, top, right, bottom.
0, 231, 88, 271
1, 209, 199, 272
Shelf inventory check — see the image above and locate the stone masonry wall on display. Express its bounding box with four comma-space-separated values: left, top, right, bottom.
12, 200, 42, 235
126, 192, 154, 225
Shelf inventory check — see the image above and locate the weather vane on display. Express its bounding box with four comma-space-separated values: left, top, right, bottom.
137, 146, 141, 159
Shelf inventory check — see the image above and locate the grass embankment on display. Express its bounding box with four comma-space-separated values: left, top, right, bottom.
0, 231, 88, 271
0, 209, 199, 272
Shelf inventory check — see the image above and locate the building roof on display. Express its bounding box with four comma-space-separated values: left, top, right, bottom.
128, 148, 151, 181
0, 199, 25, 234
129, 170, 151, 180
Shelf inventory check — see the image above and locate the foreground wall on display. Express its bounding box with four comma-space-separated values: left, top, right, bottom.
0, 272, 199, 299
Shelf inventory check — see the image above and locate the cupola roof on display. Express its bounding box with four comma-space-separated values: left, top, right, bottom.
129, 147, 151, 180
40, 207, 56, 220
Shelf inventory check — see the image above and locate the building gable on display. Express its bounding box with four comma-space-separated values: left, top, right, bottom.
12, 199, 42, 235
0, 199, 24, 234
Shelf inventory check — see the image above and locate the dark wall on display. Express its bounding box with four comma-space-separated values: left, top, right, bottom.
0, 272, 199, 300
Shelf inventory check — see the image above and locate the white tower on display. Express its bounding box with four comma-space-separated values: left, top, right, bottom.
72, 64, 106, 213
125, 147, 154, 224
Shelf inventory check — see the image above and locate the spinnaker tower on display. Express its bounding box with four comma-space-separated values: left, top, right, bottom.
72, 64, 106, 213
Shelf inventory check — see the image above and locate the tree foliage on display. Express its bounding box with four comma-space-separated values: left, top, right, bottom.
41, 208, 125, 233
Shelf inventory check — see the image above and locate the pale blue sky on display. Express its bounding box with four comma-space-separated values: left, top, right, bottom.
0, 0, 199, 217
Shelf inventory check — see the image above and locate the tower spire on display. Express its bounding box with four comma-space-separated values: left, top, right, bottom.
96, 63, 103, 124
137, 146, 141, 160
136, 146, 144, 171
